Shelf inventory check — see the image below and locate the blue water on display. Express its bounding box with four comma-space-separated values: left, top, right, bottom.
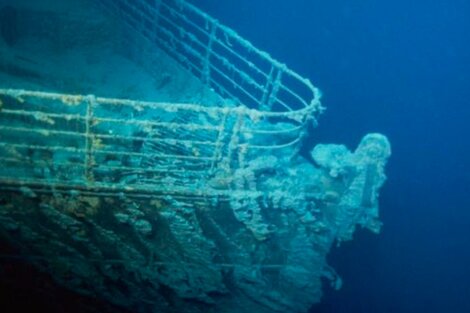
198, 1, 470, 312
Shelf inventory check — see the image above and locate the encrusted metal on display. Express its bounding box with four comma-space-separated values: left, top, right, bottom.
0, 86, 318, 199
0, 1, 390, 313
97, 0, 322, 114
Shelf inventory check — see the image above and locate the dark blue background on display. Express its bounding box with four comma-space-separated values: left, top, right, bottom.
198, 1, 470, 312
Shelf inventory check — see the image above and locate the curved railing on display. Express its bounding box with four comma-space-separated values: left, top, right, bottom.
97, 0, 322, 116
0, 89, 311, 197
0, 0, 323, 197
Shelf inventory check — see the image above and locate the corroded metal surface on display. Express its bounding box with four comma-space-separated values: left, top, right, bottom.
0, 1, 390, 313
